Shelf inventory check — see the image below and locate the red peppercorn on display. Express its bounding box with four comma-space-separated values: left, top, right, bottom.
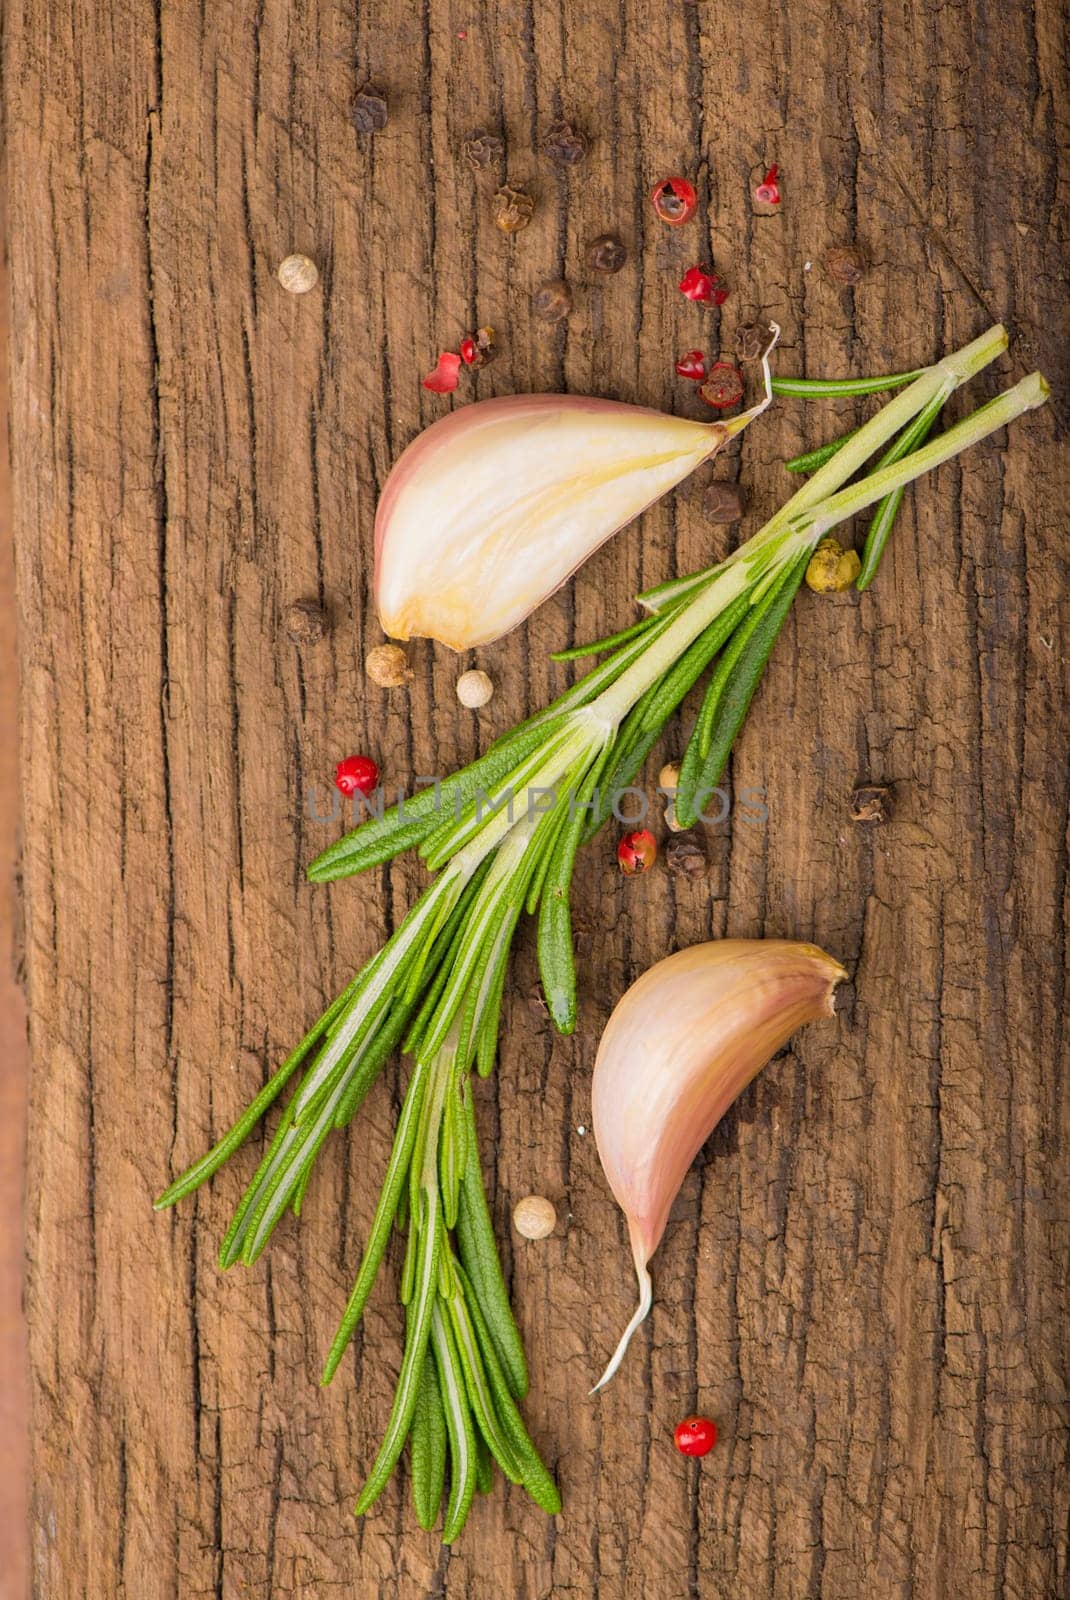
459, 336, 479, 365
698, 362, 744, 410
651, 176, 697, 226
754, 165, 781, 205
678, 266, 728, 306
335, 755, 380, 798
422, 351, 462, 393
617, 829, 657, 875
674, 1415, 717, 1457
675, 349, 707, 382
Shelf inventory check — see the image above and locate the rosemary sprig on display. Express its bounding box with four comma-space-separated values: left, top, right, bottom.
771, 368, 922, 398
156, 325, 1046, 1541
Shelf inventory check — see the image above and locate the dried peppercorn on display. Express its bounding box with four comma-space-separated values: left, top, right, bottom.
674, 1416, 718, 1457
754, 165, 781, 206
492, 185, 535, 234
585, 234, 627, 274
532, 278, 573, 322
805, 535, 861, 592
475, 325, 498, 364
679, 265, 728, 306
703, 481, 746, 523
277, 254, 319, 295
365, 644, 413, 687
456, 669, 494, 708
658, 762, 684, 832
513, 1195, 557, 1239
462, 128, 505, 171
542, 119, 588, 167
664, 830, 708, 879
675, 350, 706, 381
736, 322, 768, 363
698, 362, 744, 409
618, 829, 657, 875
335, 755, 380, 798
849, 784, 892, 824
651, 175, 697, 225
824, 244, 867, 286
422, 351, 462, 393
284, 599, 329, 643
353, 83, 388, 134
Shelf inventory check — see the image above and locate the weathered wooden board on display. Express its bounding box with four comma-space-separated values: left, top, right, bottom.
7, 0, 1068, 1595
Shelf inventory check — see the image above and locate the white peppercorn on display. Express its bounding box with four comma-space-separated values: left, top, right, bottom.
456, 669, 494, 708
513, 1195, 556, 1239
277, 254, 319, 294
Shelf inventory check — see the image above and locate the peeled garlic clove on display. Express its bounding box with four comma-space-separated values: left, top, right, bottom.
591, 938, 845, 1390
374, 378, 774, 652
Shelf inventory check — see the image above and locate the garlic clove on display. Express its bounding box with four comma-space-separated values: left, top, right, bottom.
375, 396, 725, 650
590, 938, 845, 1390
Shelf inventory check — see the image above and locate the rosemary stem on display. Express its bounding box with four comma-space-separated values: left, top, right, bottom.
803, 372, 1048, 536
637, 322, 1009, 616
759, 323, 1008, 535
594, 339, 1039, 730
594, 561, 754, 724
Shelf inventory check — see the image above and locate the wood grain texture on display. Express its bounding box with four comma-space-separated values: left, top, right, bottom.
0, 186, 31, 1600
6, 1, 1068, 1595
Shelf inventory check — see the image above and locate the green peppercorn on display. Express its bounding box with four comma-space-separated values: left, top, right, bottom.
805, 536, 861, 592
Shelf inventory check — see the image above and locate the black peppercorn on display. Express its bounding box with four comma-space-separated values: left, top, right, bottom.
462, 128, 505, 171
532, 278, 572, 322
585, 234, 627, 274
665, 830, 708, 879
542, 119, 588, 167
736, 322, 768, 363
849, 784, 892, 824
703, 482, 746, 524
353, 83, 388, 134
284, 599, 328, 643
492, 186, 535, 234
824, 244, 867, 286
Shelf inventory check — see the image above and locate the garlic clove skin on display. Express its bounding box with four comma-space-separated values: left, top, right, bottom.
374, 395, 730, 651
591, 938, 845, 1390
